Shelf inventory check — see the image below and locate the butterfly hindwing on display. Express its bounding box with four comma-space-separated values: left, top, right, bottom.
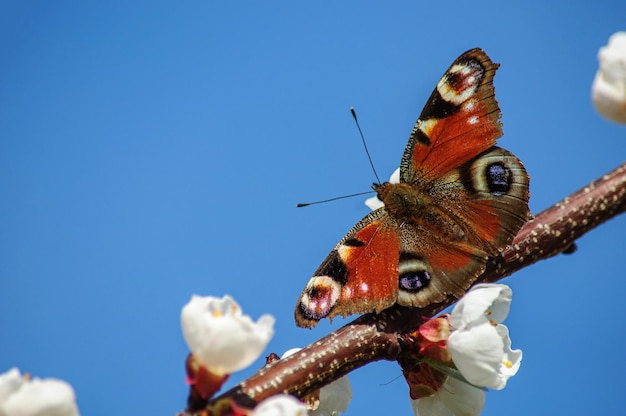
394, 146, 530, 308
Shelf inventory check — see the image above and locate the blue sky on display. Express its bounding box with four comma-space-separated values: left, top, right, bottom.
1, 2, 625, 415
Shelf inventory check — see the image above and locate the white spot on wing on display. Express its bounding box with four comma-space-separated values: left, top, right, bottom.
464, 100, 476, 111
436, 63, 483, 105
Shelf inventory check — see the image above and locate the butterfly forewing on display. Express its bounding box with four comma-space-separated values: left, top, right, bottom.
295, 210, 400, 328
401, 48, 502, 183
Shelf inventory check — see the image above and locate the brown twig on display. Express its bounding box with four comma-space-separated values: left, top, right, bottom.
186, 162, 626, 414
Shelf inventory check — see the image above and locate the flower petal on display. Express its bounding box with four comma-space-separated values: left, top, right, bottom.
450, 284, 512, 330
312, 374, 352, 416
592, 32, 626, 123
0, 377, 79, 416
253, 395, 308, 416
0, 368, 24, 403
448, 322, 520, 390
436, 377, 485, 416
411, 393, 454, 416
448, 323, 504, 388
410, 377, 485, 416
496, 325, 522, 381
364, 196, 384, 211
181, 295, 275, 375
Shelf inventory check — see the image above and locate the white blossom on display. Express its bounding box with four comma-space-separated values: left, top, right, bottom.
449, 284, 512, 331
252, 394, 308, 416
0, 368, 24, 404
448, 284, 521, 390
311, 375, 352, 416
181, 294, 275, 375
365, 168, 400, 210
410, 376, 485, 416
592, 31, 626, 123
0, 368, 79, 416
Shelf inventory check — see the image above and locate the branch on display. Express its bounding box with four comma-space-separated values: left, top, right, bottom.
187, 162, 626, 414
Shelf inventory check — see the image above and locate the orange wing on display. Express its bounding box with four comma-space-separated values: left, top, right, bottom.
294, 210, 399, 328
400, 48, 502, 182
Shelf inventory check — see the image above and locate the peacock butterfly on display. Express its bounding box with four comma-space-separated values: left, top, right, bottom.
295, 48, 530, 328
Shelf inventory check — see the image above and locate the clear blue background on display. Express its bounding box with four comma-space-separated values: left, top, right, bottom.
2, 2, 625, 415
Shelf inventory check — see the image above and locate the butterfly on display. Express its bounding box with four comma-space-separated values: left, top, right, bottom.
295, 48, 530, 328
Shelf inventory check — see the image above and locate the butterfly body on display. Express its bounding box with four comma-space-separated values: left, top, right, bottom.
295, 49, 530, 328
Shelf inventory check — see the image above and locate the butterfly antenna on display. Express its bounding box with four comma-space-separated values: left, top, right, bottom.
351, 107, 381, 184
296, 190, 374, 208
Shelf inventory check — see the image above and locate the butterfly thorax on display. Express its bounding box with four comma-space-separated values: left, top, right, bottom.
373, 182, 432, 221
374, 181, 468, 242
